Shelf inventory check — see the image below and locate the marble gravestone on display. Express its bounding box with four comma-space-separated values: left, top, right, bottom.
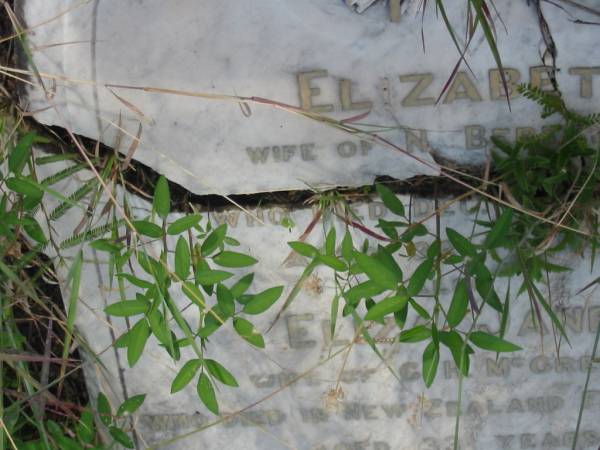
16, 0, 600, 449
18, 0, 600, 196
34, 156, 600, 450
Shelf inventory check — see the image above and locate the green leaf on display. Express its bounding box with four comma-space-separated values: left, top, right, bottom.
446, 228, 477, 258
76, 410, 95, 444
364, 295, 409, 321
201, 224, 227, 256
484, 208, 513, 249
427, 239, 441, 260
153, 176, 170, 218
341, 231, 354, 261
325, 228, 336, 256
197, 373, 219, 414
288, 241, 318, 258
230, 273, 254, 298
171, 359, 202, 393
216, 284, 235, 317
132, 220, 163, 238
8, 133, 36, 175
127, 319, 150, 366
243, 285, 284, 315
407, 258, 433, 297
114, 331, 130, 348
401, 223, 428, 242
116, 273, 153, 289
354, 252, 400, 290
167, 214, 202, 235
398, 325, 431, 343
318, 254, 347, 271
394, 305, 408, 329
198, 305, 228, 338
90, 239, 121, 253
443, 254, 464, 265
6, 177, 42, 198
376, 183, 405, 216
439, 331, 470, 377
117, 394, 146, 416
447, 278, 468, 327
474, 274, 503, 312
175, 237, 191, 280
147, 310, 171, 347
469, 331, 522, 352
409, 298, 430, 320
97, 393, 112, 427
62, 251, 82, 375
104, 300, 149, 317
109, 427, 134, 449
213, 251, 258, 268
344, 280, 386, 304
24, 220, 47, 244
182, 282, 205, 308
204, 359, 239, 387
233, 317, 265, 348
195, 269, 233, 285
422, 341, 439, 387
375, 247, 403, 281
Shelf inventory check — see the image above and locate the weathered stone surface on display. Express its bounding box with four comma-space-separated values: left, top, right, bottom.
19, 1, 600, 195
35, 156, 600, 450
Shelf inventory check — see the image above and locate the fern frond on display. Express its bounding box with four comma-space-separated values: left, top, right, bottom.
49, 179, 97, 221
41, 164, 87, 186
59, 220, 123, 249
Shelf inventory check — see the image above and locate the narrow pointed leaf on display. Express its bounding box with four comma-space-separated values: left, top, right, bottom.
422, 341, 439, 387
197, 373, 219, 414
484, 208, 513, 249
171, 359, 202, 393
243, 285, 284, 315
407, 258, 434, 297
204, 359, 238, 387
153, 176, 170, 218
469, 331, 522, 352
233, 317, 265, 348
446, 228, 477, 257
213, 251, 257, 268
175, 236, 191, 280
447, 278, 468, 327
167, 214, 202, 235
354, 252, 400, 290
127, 319, 150, 366
364, 295, 409, 321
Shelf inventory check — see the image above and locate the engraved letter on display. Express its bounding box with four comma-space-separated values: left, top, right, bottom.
297, 70, 334, 112
286, 314, 316, 349
495, 435, 515, 449
530, 66, 555, 92
337, 141, 357, 158
340, 79, 373, 111
390, 0, 402, 22
300, 143, 317, 161
399, 74, 435, 107
405, 129, 429, 153
569, 67, 600, 98
443, 71, 483, 103
246, 147, 270, 164
465, 125, 487, 149
489, 68, 521, 100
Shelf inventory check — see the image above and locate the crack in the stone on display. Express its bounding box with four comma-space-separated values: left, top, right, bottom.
30, 120, 477, 214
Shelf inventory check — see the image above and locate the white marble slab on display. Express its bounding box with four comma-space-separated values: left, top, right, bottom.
19, 0, 600, 196
34, 156, 600, 450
